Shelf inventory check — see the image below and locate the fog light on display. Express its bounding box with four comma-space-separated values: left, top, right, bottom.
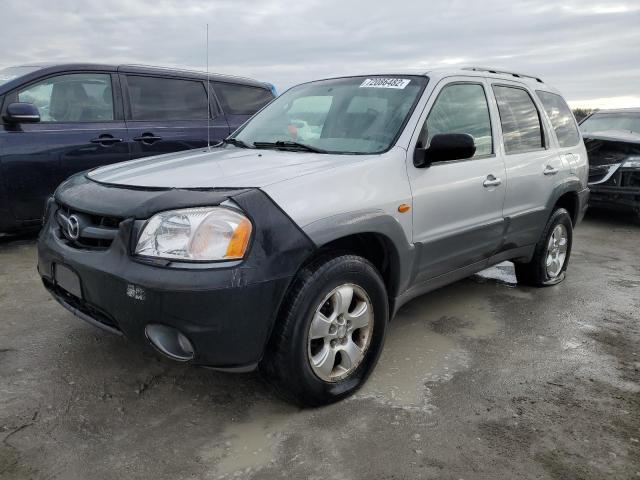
145, 324, 195, 362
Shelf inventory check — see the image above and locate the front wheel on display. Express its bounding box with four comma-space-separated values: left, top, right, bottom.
260, 254, 389, 407
514, 207, 573, 287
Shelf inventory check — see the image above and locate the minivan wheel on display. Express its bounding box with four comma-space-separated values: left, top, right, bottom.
514, 207, 573, 287
260, 253, 388, 407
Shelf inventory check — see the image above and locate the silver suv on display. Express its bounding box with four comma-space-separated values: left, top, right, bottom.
38, 67, 589, 406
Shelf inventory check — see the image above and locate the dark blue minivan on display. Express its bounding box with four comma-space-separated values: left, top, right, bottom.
0, 63, 275, 233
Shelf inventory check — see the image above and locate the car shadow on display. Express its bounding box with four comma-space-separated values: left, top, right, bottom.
584, 208, 640, 228
0, 230, 39, 246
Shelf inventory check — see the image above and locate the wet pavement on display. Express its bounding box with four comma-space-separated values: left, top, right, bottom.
1, 211, 639, 479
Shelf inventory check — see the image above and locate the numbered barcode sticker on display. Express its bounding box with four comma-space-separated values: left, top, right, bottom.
360, 78, 411, 89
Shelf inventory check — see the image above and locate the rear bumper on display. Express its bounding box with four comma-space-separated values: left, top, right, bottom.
577, 187, 590, 225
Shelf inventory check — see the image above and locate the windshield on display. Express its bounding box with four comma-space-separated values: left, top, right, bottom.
580, 112, 640, 134
233, 75, 428, 154
0, 66, 42, 87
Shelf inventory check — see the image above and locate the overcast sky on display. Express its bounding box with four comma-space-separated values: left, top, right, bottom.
2, 0, 639, 108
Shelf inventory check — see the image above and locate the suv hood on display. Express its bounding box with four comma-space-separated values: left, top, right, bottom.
88, 146, 350, 188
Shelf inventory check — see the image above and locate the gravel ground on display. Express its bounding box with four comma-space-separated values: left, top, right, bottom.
1, 210, 639, 480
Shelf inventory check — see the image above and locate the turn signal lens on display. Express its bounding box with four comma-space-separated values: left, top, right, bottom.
225, 217, 252, 259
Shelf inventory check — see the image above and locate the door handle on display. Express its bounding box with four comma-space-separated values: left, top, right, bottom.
90, 135, 123, 145
543, 165, 559, 175
483, 175, 502, 188
133, 134, 163, 144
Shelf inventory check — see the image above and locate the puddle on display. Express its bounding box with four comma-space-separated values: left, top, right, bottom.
200, 403, 297, 478
357, 317, 466, 410
357, 278, 499, 410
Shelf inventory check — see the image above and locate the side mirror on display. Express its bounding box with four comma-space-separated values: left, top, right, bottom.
3, 102, 41, 124
414, 133, 476, 168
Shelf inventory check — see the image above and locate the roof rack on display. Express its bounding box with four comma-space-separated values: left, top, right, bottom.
462, 67, 544, 83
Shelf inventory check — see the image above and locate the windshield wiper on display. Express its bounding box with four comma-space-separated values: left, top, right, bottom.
253, 140, 327, 153
222, 137, 253, 149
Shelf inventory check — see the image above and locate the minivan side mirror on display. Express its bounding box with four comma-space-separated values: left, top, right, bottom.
414, 133, 476, 168
3, 102, 41, 124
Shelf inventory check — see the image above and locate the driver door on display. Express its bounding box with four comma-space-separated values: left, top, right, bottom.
408, 78, 506, 282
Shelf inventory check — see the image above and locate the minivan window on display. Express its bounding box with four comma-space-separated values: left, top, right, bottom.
536, 91, 580, 148
17, 73, 114, 122
422, 83, 493, 157
213, 82, 273, 115
493, 85, 544, 154
0, 66, 42, 87
126, 75, 208, 121
233, 76, 428, 154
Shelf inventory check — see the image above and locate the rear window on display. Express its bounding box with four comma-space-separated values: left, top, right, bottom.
537, 91, 581, 148
493, 85, 544, 154
213, 82, 273, 115
126, 75, 209, 121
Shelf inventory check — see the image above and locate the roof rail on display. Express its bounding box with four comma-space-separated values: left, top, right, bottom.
120, 64, 260, 83
462, 67, 544, 83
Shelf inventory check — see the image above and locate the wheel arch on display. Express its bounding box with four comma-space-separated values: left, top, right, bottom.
299, 210, 416, 312
547, 180, 582, 226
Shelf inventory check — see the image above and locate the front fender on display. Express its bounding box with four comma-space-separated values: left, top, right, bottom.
302, 209, 416, 296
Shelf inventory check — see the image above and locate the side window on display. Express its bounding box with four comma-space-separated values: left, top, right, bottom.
492, 85, 544, 154
213, 82, 273, 115
421, 83, 493, 157
536, 91, 581, 148
17, 73, 114, 122
126, 75, 208, 121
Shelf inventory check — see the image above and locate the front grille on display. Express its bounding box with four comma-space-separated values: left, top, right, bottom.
56, 204, 122, 250
621, 170, 640, 188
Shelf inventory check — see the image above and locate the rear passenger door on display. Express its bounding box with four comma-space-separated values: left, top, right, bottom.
491, 83, 562, 248
408, 78, 506, 281
212, 81, 274, 132
122, 74, 229, 158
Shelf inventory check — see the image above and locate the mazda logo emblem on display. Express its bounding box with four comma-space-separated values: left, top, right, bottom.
67, 215, 81, 240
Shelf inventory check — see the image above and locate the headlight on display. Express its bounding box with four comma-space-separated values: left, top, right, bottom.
622, 157, 640, 169
135, 207, 252, 261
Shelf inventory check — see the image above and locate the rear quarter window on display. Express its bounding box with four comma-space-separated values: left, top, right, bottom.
536, 91, 581, 148
213, 82, 273, 115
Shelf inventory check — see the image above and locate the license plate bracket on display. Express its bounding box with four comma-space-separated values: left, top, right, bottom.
54, 264, 83, 299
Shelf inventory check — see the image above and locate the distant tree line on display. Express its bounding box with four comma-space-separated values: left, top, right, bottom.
572, 108, 594, 122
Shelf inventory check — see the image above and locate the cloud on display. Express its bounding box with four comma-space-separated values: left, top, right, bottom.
1, 0, 639, 107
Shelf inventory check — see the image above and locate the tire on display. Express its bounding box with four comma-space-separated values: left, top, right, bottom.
260, 253, 389, 407
514, 207, 573, 287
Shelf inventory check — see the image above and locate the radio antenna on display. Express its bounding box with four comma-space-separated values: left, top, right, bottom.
206, 23, 211, 150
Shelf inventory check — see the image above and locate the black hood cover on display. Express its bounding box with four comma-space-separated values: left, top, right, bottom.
55, 173, 252, 219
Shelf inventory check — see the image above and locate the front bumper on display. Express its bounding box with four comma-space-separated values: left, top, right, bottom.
37, 183, 315, 370
588, 166, 640, 213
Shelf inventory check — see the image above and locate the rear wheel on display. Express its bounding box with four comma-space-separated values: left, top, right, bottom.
514, 208, 573, 287
260, 253, 388, 406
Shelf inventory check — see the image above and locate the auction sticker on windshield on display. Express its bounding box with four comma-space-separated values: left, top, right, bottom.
360, 78, 411, 89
